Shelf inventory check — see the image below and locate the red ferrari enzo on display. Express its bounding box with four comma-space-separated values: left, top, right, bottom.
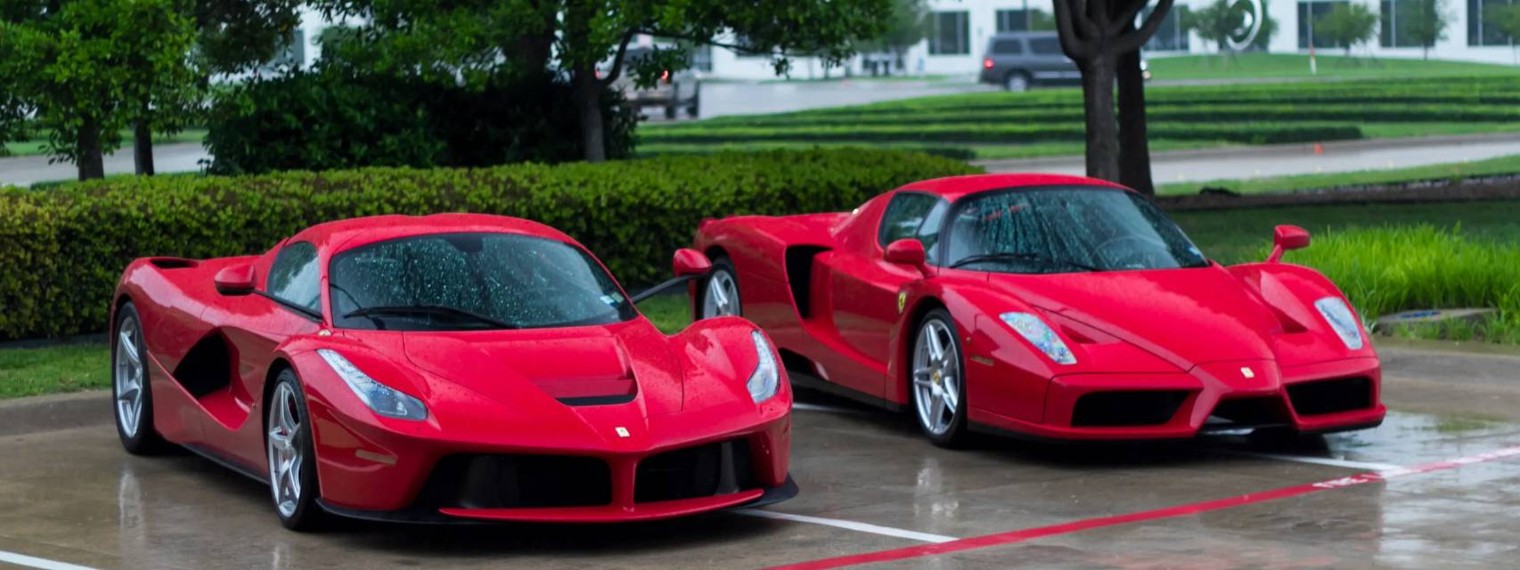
690, 174, 1384, 446
110, 214, 794, 530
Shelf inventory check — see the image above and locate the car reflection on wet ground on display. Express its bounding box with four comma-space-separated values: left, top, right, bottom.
1, 342, 1518, 569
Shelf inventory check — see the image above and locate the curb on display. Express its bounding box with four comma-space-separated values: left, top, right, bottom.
0, 390, 110, 437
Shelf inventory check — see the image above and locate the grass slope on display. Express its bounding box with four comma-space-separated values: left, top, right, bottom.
1148, 53, 1519, 81
1159, 154, 1520, 196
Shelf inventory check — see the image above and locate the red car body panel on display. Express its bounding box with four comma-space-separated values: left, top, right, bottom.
691, 174, 1384, 440
113, 214, 794, 523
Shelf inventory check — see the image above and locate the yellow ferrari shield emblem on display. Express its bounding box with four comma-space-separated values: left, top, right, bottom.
897, 291, 907, 314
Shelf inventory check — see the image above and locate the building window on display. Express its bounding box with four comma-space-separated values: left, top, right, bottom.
690, 44, 713, 72
1381, 0, 1439, 46
929, 11, 970, 55
997, 9, 1055, 32
259, 29, 305, 72
1470, 0, 1518, 46
1143, 6, 1191, 51
1298, 0, 1350, 49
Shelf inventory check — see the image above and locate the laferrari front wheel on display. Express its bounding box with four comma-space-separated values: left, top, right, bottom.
266, 370, 326, 531
699, 257, 742, 319
113, 302, 168, 455
912, 309, 969, 447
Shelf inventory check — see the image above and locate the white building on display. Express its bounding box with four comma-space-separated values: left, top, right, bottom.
702, 0, 1520, 80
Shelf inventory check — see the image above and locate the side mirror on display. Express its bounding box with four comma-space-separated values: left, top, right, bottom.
883, 239, 928, 272
214, 264, 256, 296
672, 248, 712, 277
1266, 225, 1310, 263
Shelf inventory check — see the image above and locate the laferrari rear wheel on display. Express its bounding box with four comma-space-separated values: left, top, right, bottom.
267, 370, 327, 531
912, 309, 969, 447
113, 302, 168, 455
699, 257, 742, 319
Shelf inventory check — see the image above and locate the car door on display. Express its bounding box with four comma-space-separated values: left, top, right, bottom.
821, 192, 947, 397
199, 241, 324, 469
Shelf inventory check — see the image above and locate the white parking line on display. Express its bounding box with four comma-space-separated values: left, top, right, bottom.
1218, 449, 1405, 472
0, 550, 96, 570
733, 509, 959, 543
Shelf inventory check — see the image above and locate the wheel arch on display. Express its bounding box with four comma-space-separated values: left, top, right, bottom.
892, 296, 949, 405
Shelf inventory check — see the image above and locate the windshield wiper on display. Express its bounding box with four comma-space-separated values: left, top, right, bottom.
343, 305, 519, 329
949, 252, 1102, 272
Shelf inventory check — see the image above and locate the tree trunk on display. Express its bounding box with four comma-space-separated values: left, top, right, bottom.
1116, 49, 1154, 196
77, 116, 106, 181
133, 114, 154, 176
575, 65, 606, 163
1078, 57, 1120, 182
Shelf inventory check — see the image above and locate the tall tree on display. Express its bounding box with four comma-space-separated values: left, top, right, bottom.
1316, 3, 1377, 56
857, 0, 930, 74
1052, 0, 1176, 183
1493, 5, 1520, 64
1401, 0, 1450, 60
1183, 0, 1246, 54
120, 0, 200, 176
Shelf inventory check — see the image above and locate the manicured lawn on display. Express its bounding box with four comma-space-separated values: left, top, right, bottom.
0, 343, 110, 399
647, 75, 1520, 159
1148, 53, 1520, 81
1159, 154, 1520, 196
2, 129, 208, 158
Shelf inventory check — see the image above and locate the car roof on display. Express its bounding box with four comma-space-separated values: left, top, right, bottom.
292, 213, 580, 254
897, 173, 1132, 202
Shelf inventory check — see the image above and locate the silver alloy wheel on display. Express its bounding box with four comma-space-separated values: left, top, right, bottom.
267, 382, 305, 518
1005, 73, 1029, 92
912, 318, 961, 436
114, 316, 145, 438
702, 268, 740, 318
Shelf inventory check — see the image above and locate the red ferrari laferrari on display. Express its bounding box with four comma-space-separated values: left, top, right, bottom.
690, 174, 1384, 446
110, 214, 794, 530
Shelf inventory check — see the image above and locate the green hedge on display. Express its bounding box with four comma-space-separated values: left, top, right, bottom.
675, 105, 1520, 129
640, 123, 1364, 145
0, 149, 980, 340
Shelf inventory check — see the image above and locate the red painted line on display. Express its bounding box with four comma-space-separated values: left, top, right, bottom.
771, 445, 1520, 570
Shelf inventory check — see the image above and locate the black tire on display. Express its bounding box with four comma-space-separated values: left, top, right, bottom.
1004, 71, 1032, 92
910, 309, 970, 448
696, 256, 741, 320
686, 91, 701, 118
266, 369, 328, 531
112, 302, 170, 455
664, 101, 678, 120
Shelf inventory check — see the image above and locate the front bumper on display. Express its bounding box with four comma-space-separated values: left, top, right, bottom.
970, 357, 1385, 441
303, 398, 793, 523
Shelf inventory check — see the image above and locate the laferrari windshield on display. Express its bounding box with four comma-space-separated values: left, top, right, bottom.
328, 233, 635, 331
944, 187, 1209, 273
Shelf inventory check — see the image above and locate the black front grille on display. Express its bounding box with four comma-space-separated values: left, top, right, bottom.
1288, 377, 1374, 416
1071, 391, 1189, 427
415, 454, 612, 510
1210, 396, 1293, 426
635, 439, 757, 503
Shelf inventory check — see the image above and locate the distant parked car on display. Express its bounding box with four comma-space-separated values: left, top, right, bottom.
978, 31, 1080, 92
609, 46, 701, 119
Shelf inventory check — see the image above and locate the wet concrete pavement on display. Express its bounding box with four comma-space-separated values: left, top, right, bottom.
2, 343, 1519, 569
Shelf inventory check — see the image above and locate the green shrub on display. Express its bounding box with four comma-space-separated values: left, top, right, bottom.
0, 149, 979, 340
1278, 225, 1520, 342
204, 71, 636, 175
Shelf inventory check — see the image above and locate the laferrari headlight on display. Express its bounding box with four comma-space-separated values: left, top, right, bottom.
747, 330, 780, 403
317, 349, 428, 421
1314, 297, 1365, 350
1000, 312, 1077, 365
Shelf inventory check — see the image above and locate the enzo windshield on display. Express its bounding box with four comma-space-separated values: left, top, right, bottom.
329, 233, 635, 331
944, 187, 1209, 273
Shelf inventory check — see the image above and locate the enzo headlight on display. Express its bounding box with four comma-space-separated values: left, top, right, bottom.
316, 349, 428, 421
747, 330, 780, 403
1314, 297, 1365, 350
1000, 312, 1077, 365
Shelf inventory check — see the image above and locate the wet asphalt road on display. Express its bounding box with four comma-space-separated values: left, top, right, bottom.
2, 340, 1519, 569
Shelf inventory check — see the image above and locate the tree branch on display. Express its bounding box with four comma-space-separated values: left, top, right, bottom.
598, 28, 642, 87
1115, 0, 1174, 52
1109, 0, 1150, 36
1053, 0, 1098, 59
636, 29, 766, 55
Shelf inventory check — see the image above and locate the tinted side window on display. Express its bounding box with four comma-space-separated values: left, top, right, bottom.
266, 242, 321, 313
1030, 37, 1063, 54
991, 39, 1023, 55
878, 193, 944, 248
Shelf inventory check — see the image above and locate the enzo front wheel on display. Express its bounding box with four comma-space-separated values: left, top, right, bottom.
912, 309, 969, 447
698, 257, 742, 319
113, 302, 168, 455
267, 370, 327, 531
